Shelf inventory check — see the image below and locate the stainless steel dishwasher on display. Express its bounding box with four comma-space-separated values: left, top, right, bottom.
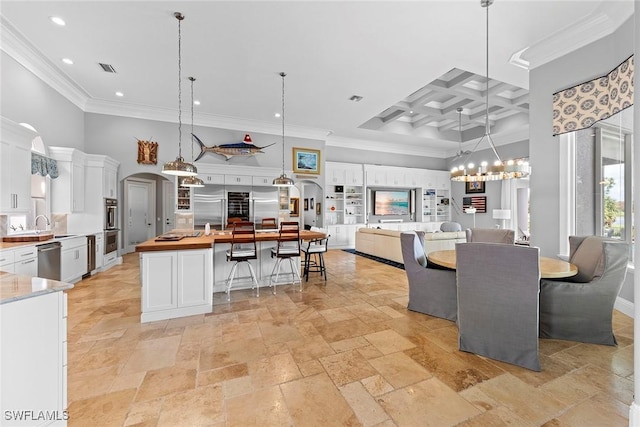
37, 241, 61, 281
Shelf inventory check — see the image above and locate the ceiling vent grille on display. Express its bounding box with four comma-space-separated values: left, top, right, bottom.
99, 63, 117, 73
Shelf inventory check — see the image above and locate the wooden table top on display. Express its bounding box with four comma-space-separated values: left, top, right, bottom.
427, 249, 578, 279
135, 230, 326, 252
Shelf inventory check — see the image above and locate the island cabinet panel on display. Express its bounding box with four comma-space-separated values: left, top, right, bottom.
177, 249, 211, 307
140, 249, 213, 323
141, 251, 177, 313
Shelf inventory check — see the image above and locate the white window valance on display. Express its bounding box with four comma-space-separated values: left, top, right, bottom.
31, 152, 59, 179
552, 55, 634, 136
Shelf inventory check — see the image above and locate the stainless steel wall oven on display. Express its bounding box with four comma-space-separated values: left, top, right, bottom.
105, 198, 118, 230
105, 230, 118, 255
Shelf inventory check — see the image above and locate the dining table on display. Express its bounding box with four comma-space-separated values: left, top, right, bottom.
427, 249, 578, 279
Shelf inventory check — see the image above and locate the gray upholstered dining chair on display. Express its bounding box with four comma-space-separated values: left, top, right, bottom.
400, 231, 457, 321
465, 228, 515, 244
456, 242, 541, 371
539, 235, 630, 346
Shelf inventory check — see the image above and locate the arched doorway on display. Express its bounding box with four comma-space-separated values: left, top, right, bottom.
295, 180, 323, 229
122, 172, 172, 253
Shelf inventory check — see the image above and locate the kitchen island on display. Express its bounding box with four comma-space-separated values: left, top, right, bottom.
135, 229, 325, 323
0, 272, 73, 426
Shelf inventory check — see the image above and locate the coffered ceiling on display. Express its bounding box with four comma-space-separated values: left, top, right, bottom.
0, 1, 633, 158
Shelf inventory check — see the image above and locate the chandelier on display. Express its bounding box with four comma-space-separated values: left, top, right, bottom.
162, 12, 197, 177
272, 72, 294, 187
450, 0, 530, 182
179, 76, 205, 188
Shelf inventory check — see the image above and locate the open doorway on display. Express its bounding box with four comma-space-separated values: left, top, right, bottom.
122, 173, 172, 253
296, 180, 324, 230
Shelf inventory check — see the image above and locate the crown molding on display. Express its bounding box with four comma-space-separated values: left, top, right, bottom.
1, 16, 89, 110
84, 98, 331, 141
510, 2, 634, 70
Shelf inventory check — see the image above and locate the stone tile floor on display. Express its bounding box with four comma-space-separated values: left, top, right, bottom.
66, 251, 633, 426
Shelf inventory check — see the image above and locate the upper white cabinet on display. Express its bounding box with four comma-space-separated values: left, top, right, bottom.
252, 176, 274, 186
200, 173, 225, 185
50, 147, 86, 213
103, 158, 119, 198
0, 118, 33, 214
224, 174, 252, 186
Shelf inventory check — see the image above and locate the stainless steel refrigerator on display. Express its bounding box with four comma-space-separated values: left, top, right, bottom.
193, 185, 225, 229
251, 186, 279, 227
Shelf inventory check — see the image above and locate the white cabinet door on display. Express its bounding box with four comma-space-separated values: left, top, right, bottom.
1, 292, 64, 422
104, 166, 118, 198
141, 252, 178, 312
345, 167, 363, 186
60, 236, 87, 282
225, 175, 252, 186
95, 235, 104, 269
13, 246, 38, 276
0, 140, 31, 213
72, 162, 85, 212
252, 176, 274, 186
201, 174, 225, 185
177, 249, 211, 307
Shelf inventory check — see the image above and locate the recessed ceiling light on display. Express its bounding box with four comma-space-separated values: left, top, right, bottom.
409, 110, 414, 114
193, 100, 200, 106
49, 16, 66, 26
115, 91, 124, 97
62, 58, 73, 65
274, 113, 281, 118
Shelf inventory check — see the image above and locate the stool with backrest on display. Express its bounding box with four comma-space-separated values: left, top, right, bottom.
301, 227, 330, 282
225, 221, 259, 301
261, 217, 277, 229
270, 221, 302, 293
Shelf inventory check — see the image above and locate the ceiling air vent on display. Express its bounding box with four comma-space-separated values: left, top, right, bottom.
99, 63, 117, 73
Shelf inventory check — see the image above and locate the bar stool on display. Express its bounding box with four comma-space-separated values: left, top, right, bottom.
261, 217, 277, 229
270, 221, 302, 293
225, 221, 259, 301
301, 227, 330, 281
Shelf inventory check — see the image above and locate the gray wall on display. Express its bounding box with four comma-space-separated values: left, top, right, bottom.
1, 52, 85, 150
529, 15, 635, 306
529, 16, 634, 257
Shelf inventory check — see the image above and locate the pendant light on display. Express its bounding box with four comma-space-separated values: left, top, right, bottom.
163, 12, 197, 177
179, 76, 205, 188
450, 0, 529, 182
273, 72, 294, 187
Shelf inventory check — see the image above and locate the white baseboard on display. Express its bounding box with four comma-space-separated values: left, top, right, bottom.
615, 296, 634, 318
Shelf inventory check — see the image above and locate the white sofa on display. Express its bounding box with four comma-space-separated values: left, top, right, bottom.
355, 227, 466, 264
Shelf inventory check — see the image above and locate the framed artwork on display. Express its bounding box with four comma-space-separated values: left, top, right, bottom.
304, 198, 309, 211
316, 202, 321, 216
293, 147, 321, 175
465, 181, 485, 194
463, 196, 487, 213
137, 140, 158, 164
290, 197, 299, 217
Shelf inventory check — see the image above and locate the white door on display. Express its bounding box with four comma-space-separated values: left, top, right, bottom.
125, 178, 156, 253
162, 180, 175, 233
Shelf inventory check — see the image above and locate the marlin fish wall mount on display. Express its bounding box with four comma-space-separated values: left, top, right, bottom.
192, 133, 275, 161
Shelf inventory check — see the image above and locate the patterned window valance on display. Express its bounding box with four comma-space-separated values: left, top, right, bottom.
31, 152, 59, 179
552, 55, 634, 136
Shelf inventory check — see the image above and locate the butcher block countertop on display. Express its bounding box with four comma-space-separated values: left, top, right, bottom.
135, 229, 326, 252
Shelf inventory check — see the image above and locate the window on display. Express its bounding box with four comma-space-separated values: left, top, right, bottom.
573, 107, 634, 262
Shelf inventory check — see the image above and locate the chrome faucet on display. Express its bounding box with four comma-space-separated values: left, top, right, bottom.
34, 215, 51, 231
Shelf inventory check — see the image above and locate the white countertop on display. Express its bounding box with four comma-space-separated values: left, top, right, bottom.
0, 271, 74, 304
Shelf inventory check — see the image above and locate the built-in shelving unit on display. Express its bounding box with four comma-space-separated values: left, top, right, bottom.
422, 188, 450, 222
176, 186, 191, 211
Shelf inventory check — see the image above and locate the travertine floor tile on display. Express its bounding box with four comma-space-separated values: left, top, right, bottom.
281, 373, 359, 425
377, 378, 481, 426
63, 251, 632, 426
